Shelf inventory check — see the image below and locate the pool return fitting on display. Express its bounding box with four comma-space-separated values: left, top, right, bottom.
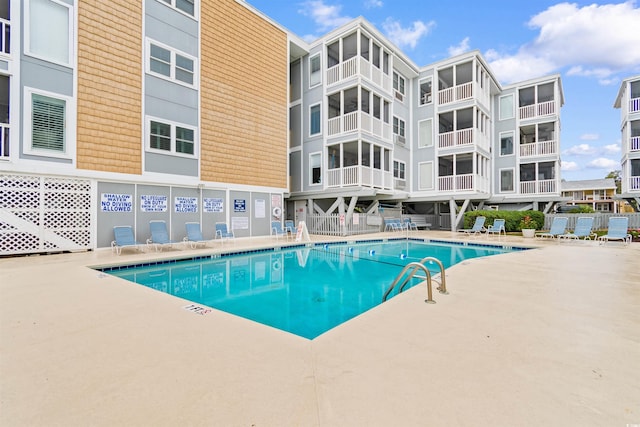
382, 257, 447, 304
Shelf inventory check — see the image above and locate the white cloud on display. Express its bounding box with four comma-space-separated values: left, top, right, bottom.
603, 143, 621, 154
579, 133, 599, 141
382, 18, 435, 50
586, 158, 619, 169
448, 37, 470, 57
561, 160, 579, 171
563, 143, 596, 156
298, 0, 352, 32
487, 1, 640, 84
364, 0, 383, 8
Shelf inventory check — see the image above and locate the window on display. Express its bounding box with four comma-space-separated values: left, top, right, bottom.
310, 152, 321, 184
310, 104, 321, 135
499, 94, 515, 120
418, 119, 433, 148
309, 54, 321, 87
148, 118, 196, 156
500, 132, 514, 156
32, 93, 65, 153
393, 117, 405, 137
500, 169, 514, 192
147, 40, 196, 86
393, 72, 405, 101
26, 0, 72, 66
159, 0, 195, 16
393, 160, 405, 180
419, 79, 432, 105
419, 162, 434, 190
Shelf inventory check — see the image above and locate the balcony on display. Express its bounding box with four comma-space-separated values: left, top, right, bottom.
438, 82, 473, 105
438, 128, 473, 149
520, 179, 556, 194
326, 165, 393, 190
630, 136, 640, 152
327, 111, 391, 141
519, 101, 556, 120
519, 140, 558, 157
629, 176, 640, 191
630, 97, 640, 114
326, 56, 391, 92
438, 174, 489, 193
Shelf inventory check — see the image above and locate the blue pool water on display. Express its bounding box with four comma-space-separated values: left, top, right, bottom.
104, 240, 519, 339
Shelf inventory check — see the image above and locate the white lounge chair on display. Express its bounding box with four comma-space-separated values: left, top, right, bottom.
459, 216, 486, 236
536, 216, 568, 239
184, 222, 211, 248
147, 220, 179, 251
111, 226, 144, 255
559, 217, 596, 241
598, 217, 632, 245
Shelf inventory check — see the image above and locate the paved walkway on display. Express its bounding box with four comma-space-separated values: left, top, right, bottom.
1, 232, 639, 426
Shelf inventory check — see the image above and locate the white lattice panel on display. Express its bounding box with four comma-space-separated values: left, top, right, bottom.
0, 174, 93, 255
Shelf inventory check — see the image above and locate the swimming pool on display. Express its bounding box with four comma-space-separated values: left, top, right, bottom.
103, 239, 522, 339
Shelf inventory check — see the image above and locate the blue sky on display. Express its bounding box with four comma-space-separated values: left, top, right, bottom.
246, 0, 640, 181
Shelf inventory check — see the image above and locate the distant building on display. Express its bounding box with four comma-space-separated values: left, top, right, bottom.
560, 179, 618, 213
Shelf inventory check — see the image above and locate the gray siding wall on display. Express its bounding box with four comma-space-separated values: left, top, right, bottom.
96, 181, 282, 248
144, 0, 199, 176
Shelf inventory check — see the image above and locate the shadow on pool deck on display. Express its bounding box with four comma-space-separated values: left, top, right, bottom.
1, 231, 639, 426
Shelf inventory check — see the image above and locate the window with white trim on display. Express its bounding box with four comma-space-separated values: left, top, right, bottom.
147, 118, 196, 157
393, 71, 405, 101
500, 132, 514, 156
419, 162, 434, 190
147, 40, 197, 87
393, 116, 405, 137
159, 0, 195, 17
499, 94, 515, 120
500, 169, 514, 192
419, 79, 432, 105
393, 160, 405, 180
26, 0, 73, 66
418, 119, 433, 148
309, 54, 321, 87
23, 88, 75, 159
310, 152, 321, 185
310, 104, 321, 136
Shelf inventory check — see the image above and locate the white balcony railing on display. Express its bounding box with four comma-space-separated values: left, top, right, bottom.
519, 100, 556, 120
438, 82, 473, 105
0, 19, 9, 55
326, 165, 393, 190
629, 176, 640, 191
630, 97, 640, 113
519, 140, 558, 157
438, 174, 474, 192
438, 128, 474, 149
326, 56, 391, 91
630, 136, 640, 152
520, 179, 556, 194
327, 111, 391, 141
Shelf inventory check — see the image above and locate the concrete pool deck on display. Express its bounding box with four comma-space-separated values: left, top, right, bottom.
1, 231, 639, 426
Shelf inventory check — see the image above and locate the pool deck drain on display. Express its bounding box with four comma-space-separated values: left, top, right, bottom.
1, 231, 639, 426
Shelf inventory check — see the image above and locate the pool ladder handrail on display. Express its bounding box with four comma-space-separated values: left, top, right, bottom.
382, 256, 447, 304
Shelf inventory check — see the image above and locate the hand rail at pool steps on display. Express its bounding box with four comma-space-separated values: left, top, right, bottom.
382, 257, 447, 304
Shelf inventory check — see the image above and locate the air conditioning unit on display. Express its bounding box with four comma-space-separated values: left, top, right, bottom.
394, 134, 406, 145
394, 179, 406, 189
394, 91, 404, 102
